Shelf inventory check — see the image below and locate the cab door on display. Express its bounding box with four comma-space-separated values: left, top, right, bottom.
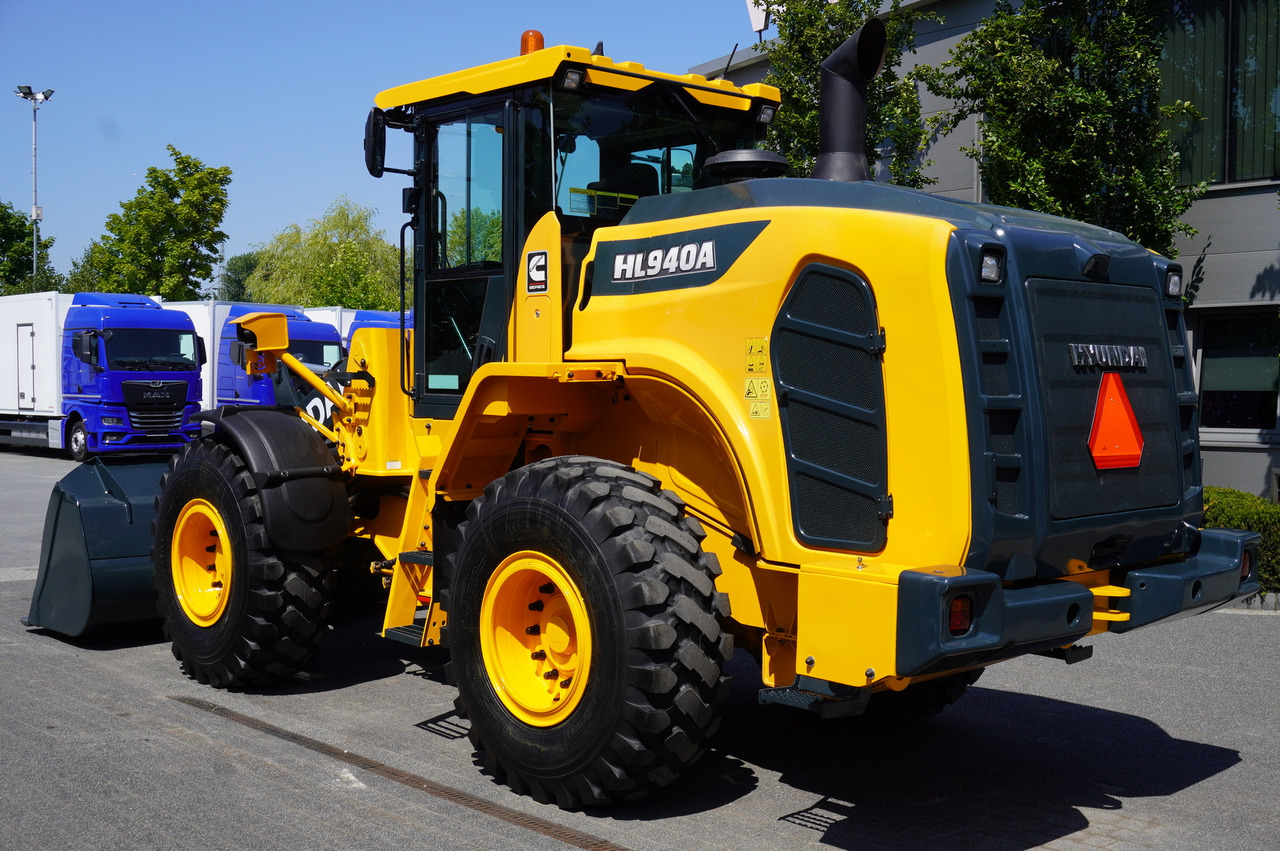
413, 102, 511, 419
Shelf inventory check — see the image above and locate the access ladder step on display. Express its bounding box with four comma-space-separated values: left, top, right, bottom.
385, 624, 426, 647
758, 675, 870, 720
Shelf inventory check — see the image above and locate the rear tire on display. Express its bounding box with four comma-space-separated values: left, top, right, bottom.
448, 456, 732, 808
152, 438, 336, 687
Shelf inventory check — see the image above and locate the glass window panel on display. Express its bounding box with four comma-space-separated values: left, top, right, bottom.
1200, 315, 1280, 427
434, 110, 504, 271
1164, 0, 1280, 184
552, 84, 763, 222
1233, 0, 1279, 180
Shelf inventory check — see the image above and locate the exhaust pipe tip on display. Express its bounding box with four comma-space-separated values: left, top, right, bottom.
811, 18, 888, 183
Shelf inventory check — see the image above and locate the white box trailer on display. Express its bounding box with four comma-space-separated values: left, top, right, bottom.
0, 291, 75, 447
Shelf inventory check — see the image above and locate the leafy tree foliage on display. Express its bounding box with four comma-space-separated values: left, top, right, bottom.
757, 0, 938, 186
445, 208, 502, 268
0, 198, 63, 294
245, 197, 398, 310
213, 251, 260, 301
68, 145, 231, 299
921, 0, 1203, 256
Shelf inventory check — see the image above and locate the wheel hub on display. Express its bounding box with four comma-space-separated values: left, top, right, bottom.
171, 498, 232, 627
480, 551, 591, 726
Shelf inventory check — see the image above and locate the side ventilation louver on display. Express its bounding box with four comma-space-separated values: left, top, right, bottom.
773, 265, 889, 551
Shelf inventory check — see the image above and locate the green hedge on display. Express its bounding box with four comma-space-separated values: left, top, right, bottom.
1202, 486, 1280, 603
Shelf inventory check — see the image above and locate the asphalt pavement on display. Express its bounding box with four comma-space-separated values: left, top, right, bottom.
1, 447, 1276, 851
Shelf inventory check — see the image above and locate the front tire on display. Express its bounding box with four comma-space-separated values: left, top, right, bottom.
448, 456, 732, 808
67, 420, 90, 463
152, 438, 336, 687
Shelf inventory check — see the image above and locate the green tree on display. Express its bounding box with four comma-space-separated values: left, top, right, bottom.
68, 145, 232, 299
757, 0, 938, 186
921, 0, 1204, 256
0, 199, 63, 293
213, 251, 260, 301
245, 197, 398, 309
445, 208, 502, 268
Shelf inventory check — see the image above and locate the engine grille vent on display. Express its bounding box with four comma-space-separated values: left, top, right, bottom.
773, 265, 888, 551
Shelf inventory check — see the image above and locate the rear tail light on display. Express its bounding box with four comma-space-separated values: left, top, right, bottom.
1241, 550, 1252, 583
948, 595, 973, 637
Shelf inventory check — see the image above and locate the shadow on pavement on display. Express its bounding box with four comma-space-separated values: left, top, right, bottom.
597, 653, 1240, 850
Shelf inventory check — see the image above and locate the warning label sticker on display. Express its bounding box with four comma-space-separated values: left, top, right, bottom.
746, 337, 769, 374
749, 401, 772, 419
745, 378, 773, 401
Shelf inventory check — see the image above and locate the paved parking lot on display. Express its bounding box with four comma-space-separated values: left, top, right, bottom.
1, 448, 1276, 850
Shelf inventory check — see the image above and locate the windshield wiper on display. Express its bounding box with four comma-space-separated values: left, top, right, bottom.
662, 85, 720, 156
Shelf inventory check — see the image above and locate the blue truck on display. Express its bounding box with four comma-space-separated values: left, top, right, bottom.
166, 301, 343, 412
0, 291, 203, 460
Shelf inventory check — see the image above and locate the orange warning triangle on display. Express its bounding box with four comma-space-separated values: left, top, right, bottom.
1088, 372, 1144, 469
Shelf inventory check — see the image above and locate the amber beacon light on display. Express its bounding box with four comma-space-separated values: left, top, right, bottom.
521, 30, 545, 55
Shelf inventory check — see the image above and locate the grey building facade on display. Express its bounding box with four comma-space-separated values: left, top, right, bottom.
693, 0, 1280, 497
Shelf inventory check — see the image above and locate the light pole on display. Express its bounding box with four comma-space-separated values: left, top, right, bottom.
14, 85, 53, 278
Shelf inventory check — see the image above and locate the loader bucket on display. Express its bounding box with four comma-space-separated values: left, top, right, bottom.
24, 456, 170, 637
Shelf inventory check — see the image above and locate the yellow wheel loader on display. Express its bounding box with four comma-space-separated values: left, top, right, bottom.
27, 21, 1259, 809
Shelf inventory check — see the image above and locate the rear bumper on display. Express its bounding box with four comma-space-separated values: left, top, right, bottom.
897, 527, 1260, 677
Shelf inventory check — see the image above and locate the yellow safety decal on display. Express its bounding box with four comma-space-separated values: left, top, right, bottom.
746, 377, 773, 419
746, 337, 769, 374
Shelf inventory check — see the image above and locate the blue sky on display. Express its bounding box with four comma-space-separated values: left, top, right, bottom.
1, 1, 773, 277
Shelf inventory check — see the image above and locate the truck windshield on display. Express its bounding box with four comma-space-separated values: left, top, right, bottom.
552, 82, 765, 222
287, 339, 343, 369
104, 328, 199, 371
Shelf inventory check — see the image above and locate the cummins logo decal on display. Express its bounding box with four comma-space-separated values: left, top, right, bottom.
612, 241, 716, 283
526, 250, 548, 294
592, 220, 769, 297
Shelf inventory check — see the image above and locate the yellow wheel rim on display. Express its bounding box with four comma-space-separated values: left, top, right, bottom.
480, 551, 592, 727
171, 498, 233, 627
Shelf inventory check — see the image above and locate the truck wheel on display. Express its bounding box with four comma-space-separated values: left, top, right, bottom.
151, 438, 336, 688
860, 668, 984, 725
448, 456, 731, 808
67, 420, 91, 463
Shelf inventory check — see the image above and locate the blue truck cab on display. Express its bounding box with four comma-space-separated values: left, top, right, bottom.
62, 293, 204, 460
216, 304, 343, 407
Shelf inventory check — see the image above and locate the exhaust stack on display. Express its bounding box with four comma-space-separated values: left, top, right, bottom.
812, 18, 888, 182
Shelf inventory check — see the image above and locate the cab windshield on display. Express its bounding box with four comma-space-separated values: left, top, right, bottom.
104, 328, 199, 372
288, 339, 343, 369
552, 82, 765, 223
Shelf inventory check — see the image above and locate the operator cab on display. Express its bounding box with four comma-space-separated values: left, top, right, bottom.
365, 31, 780, 417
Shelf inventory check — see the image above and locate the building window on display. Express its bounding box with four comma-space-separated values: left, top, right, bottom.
1163, 0, 1280, 185
1200, 314, 1280, 428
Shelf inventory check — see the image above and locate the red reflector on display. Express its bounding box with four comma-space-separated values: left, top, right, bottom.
948, 596, 973, 637
1088, 372, 1144, 469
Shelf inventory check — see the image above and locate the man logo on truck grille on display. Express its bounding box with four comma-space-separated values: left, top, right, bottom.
1068, 343, 1148, 370
611, 240, 716, 283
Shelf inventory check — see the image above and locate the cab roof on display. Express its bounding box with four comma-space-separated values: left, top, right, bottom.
375, 42, 780, 114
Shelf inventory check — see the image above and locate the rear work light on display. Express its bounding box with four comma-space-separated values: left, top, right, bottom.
948, 595, 974, 637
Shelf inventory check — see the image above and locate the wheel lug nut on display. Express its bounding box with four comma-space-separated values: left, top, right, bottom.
539, 583, 555, 595
528, 600, 544, 612
525, 625, 540, 635
560, 678, 572, 689
543, 669, 559, 680
530, 650, 546, 660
